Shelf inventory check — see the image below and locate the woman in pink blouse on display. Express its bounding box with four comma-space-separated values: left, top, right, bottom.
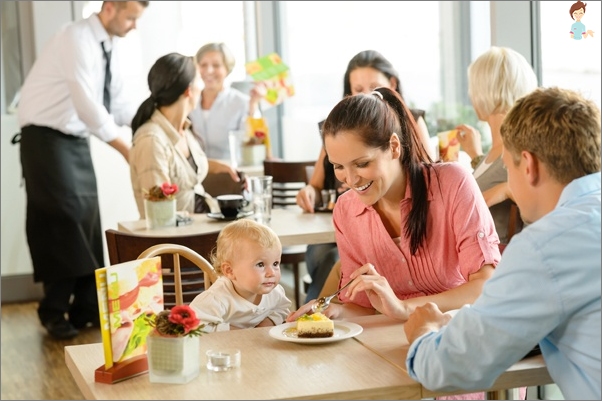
288, 87, 500, 322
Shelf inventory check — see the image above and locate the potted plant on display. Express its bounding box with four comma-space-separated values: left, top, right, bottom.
142, 183, 178, 229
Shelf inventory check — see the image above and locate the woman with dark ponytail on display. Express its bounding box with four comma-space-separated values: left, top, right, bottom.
130, 52, 240, 217
288, 87, 500, 324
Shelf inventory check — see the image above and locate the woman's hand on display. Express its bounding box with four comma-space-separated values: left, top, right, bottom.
248, 82, 267, 116
208, 159, 241, 183
346, 263, 410, 321
455, 124, 483, 160
296, 184, 317, 213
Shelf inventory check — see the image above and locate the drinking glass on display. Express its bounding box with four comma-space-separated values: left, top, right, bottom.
250, 176, 273, 224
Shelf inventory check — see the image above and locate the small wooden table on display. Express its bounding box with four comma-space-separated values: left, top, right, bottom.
65, 315, 553, 400
117, 207, 336, 248
65, 316, 420, 400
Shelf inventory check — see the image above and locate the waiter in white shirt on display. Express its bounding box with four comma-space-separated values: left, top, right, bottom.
16, 1, 149, 339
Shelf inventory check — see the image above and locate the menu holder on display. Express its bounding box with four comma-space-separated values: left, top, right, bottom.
93, 257, 164, 384
94, 355, 149, 384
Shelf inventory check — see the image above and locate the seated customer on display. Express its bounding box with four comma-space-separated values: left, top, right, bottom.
297, 50, 434, 302
190, 219, 292, 329
456, 46, 538, 244
130, 52, 240, 217
404, 87, 601, 400
289, 87, 500, 324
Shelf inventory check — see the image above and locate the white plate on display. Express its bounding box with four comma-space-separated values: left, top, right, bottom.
269, 321, 363, 344
207, 210, 254, 221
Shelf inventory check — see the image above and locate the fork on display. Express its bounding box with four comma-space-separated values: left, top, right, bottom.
311, 276, 358, 313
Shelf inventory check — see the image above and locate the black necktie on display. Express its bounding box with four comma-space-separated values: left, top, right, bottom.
101, 41, 112, 112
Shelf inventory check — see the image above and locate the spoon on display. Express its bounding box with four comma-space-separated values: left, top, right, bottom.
311, 276, 358, 313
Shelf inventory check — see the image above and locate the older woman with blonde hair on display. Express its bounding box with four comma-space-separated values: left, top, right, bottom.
188, 42, 267, 160
456, 46, 538, 244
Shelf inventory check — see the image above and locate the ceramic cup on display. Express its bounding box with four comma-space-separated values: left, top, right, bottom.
216, 194, 248, 218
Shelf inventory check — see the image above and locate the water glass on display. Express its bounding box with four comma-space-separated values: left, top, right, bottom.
250, 175, 273, 224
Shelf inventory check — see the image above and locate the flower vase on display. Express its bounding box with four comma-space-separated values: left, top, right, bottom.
144, 199, 176, 230
241, 144, 266, 166
147, 333, 200, 384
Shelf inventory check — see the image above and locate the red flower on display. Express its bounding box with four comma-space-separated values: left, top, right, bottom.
168, 305, 201, 334
161, 182, 179, 197
146, 304, 212, 337
144, 182, 179, 201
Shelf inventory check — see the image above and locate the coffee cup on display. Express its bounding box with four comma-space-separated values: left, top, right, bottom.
216, 194, 248, 218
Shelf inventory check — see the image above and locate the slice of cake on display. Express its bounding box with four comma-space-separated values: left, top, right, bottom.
296, 312, 334, 338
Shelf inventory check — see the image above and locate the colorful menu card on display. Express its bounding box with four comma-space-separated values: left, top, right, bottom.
245, 53, 295, 107
94, 257, 164, 383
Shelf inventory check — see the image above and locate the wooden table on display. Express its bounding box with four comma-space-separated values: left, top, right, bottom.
350, 315, 554, 399
65, 315, 552, 400
117, 207, 336, 248
65, 316, 420, 400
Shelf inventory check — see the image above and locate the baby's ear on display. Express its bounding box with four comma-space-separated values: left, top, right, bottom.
222, 262, 234, 279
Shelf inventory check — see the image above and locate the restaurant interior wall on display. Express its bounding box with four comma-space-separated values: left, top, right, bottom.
1, 1, 600, 304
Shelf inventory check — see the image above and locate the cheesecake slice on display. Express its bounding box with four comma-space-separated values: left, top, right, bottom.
296, 312, 334, 338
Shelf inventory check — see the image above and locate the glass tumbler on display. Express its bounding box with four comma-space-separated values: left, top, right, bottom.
249, 175, 273, 224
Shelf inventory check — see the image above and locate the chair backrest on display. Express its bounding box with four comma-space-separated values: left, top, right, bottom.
263, 160, 316, 208
105, 229, 220, 308
137, 243, 218, 307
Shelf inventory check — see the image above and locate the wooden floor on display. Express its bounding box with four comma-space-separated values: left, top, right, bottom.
1, 301, 100, 400
0, 268, 301, 400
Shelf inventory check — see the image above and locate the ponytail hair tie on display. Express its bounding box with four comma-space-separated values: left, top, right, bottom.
372, 90, 383, 100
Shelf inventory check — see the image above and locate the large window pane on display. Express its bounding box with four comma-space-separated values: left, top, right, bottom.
279, 1, 486, 160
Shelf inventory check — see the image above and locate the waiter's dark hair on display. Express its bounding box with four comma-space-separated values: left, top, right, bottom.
131, 52, 196, 134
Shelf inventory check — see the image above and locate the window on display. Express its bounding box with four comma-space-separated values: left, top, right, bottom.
278, 1, 488, 160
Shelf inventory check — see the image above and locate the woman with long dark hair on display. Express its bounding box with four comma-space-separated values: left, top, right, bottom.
130, 52, 240, 217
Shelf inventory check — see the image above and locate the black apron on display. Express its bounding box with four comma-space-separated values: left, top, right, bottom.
19, 126, 104, 282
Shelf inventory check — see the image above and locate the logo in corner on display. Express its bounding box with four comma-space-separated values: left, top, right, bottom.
569, 1, 595, 40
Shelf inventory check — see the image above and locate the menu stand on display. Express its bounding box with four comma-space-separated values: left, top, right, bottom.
94, 355, 148, 384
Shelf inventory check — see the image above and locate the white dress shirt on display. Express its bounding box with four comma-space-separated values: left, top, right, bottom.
17, 13, 137, 142
188, 87, 250, 159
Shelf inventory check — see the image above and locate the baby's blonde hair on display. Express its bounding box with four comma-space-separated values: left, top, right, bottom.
211, 219, 281, 275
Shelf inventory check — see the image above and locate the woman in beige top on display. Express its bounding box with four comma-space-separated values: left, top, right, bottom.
130, 52, 240, 217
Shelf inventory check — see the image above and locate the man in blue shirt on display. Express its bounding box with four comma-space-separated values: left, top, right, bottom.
404, 87, 601, 400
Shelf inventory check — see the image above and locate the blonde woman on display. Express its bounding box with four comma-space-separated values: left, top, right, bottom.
188, 42, 267, 160
456, 46, 538, 244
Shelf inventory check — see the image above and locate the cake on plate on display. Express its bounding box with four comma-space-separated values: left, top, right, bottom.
296, 312, 334, 338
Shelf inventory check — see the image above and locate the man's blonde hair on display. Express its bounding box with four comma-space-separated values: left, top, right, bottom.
211, 219, 281, 275
501, 87, 601, 184
468, 46, 538, 118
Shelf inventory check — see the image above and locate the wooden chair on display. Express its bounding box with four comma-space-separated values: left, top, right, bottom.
263, 160, 316, 307
137, 243, 218, 307
105, 229, 220, 309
